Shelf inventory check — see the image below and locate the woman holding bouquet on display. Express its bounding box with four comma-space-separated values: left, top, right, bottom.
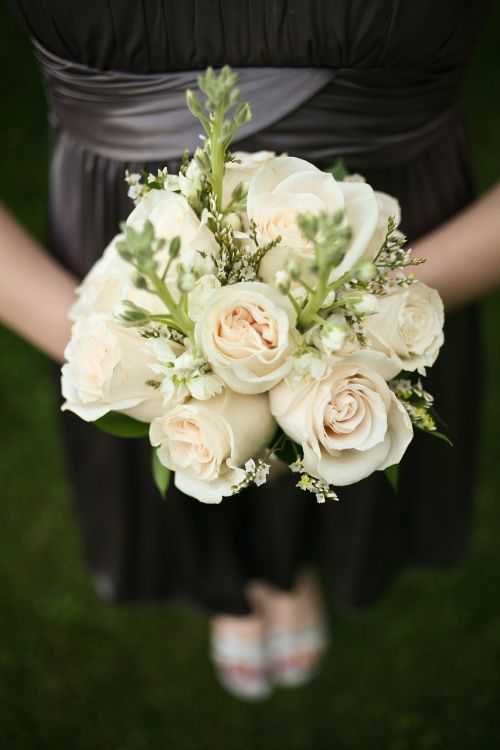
1, 0, 498, 700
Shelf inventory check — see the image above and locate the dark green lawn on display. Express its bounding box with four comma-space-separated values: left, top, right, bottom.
1, 4, 499, 749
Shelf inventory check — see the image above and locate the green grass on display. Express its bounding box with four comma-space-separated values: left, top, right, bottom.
0, 4, 499, 749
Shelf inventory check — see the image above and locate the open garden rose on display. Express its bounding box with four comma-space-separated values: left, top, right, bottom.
195, 281, 298, 394
150, 389, 276, 503
270, 352, 413, 486
366, 282, 444, 375
247, 155, 380, 284
61, 313, 162, 422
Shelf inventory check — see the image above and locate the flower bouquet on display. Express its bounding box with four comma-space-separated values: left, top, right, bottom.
62, 67, 448, 504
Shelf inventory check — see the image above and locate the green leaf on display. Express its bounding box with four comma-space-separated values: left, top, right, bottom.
417, 426, 454, 447
385, 464, 399, 493
326, 158, 348, 181
169, 235, 181, 259
428, 406, 449, 430
151, 449, 171, 499
93, 412, 150, 438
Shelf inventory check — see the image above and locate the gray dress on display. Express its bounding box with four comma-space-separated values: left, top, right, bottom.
7, 0, 488, 613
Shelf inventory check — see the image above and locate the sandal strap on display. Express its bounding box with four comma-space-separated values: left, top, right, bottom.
211, 632, 267, 664
266, 624, 328, 656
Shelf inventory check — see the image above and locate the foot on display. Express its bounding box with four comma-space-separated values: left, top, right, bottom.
210, 615, 272, 701
247, 571, 328, 688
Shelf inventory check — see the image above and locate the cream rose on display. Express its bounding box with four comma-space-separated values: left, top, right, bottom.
270, 351, 413, 486
194, 281, 298, 394
247, 156, 380, 284
366, 282, 444, 375
223, 150, 275, 208
61, 313, 162, 422
70, 236, 164, 320
366, 190, 402, 259
150, 390, 276, 503
127, 190, 217, 283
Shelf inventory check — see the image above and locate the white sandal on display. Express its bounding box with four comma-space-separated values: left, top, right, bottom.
266, 622, 328, 688
210, 629, 272, 701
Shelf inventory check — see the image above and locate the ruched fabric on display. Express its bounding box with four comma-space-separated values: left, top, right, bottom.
6, 0, 488, 613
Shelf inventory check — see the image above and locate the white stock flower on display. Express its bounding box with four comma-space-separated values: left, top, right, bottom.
288, 350, 327, 382
366, 282, 444, 375
223, 150, 275, 208
180, 247, 216, 277
195, 281, 298, 394
148, 339, 224, 407
61, 313, 162, 423
319, 314, 350, 353
149, 390, 276, 503
127, 183, 143, 202
351, 293, 379, 316
179, 160, 203, 201
254, 462, 270, 486
188, 372, 225, 400
247, 156, 380, 285
270, 351, 413, 486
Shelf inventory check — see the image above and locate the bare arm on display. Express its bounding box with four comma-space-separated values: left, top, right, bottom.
413, 182, 500, 310
0, 202, 78, 362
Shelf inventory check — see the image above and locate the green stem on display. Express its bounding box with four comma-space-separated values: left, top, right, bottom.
161, 256, 174, 282
312, 313, 328, 326
327, 270, 353, 291
298, 268, 354, 328
147, 274, 193, 336
287, 293, 301, 315
211, 108, 225, 211
298, 276, 328, 329
317, 299, 347, 314
147, 315, 184, 330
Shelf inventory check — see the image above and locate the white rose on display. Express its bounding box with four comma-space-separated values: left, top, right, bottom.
247, 156, 379, 284
270, 352, 413, 486
363, 190, 402, 259
61, 313, 162, 422
223, 150, 275, 208
70, 236, 164, 321
127, 190, 217, 284
366, 282, 444, 375
195, 281, 298, 394
149, 390, 276, 503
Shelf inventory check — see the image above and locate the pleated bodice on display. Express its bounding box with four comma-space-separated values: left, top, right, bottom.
9, 0, 487, 73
